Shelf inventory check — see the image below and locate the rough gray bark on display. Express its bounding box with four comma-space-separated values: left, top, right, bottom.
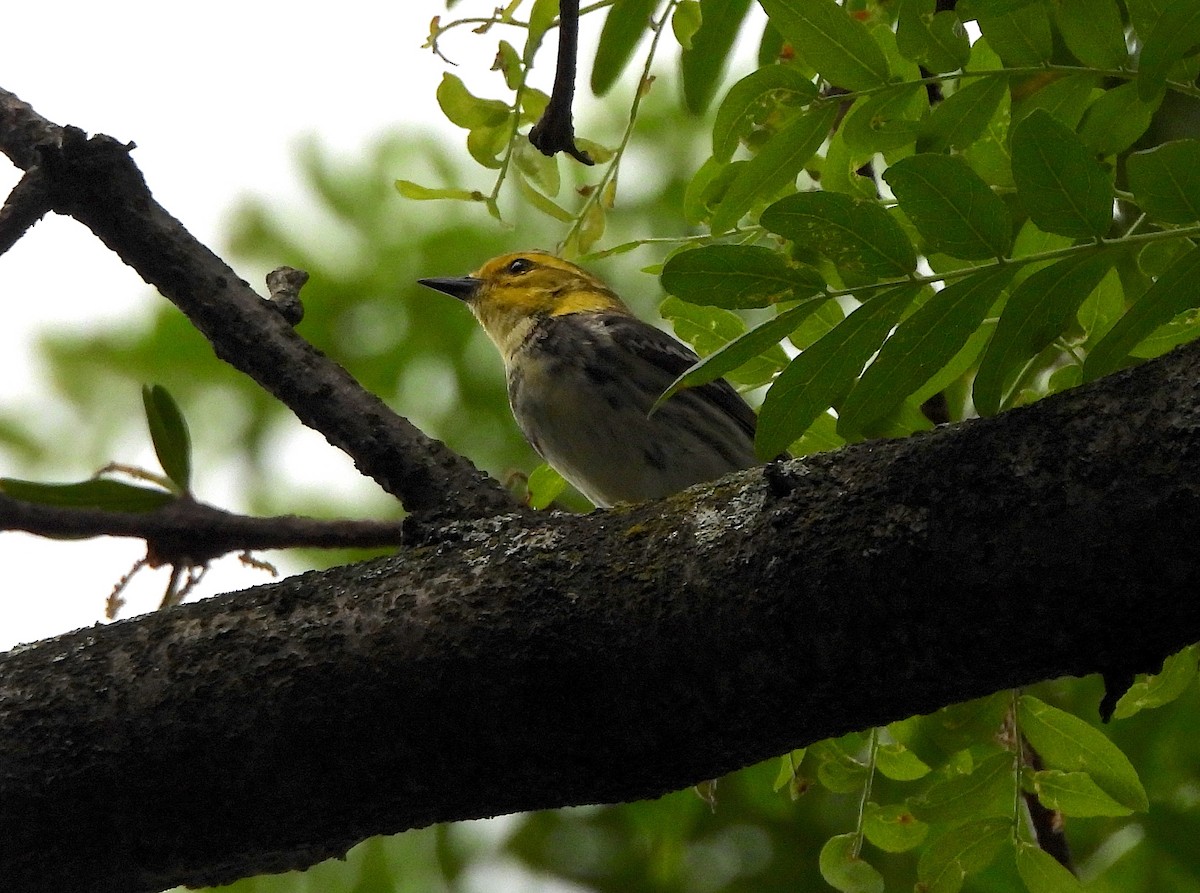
3, 335, 1200, 893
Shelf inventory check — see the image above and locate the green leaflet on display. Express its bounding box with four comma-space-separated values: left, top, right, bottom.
711, 102, 837, 232
1085, 246, 1200, 380
591, 0, 661, 95
660, 245, 824, 309
757, 0, 892, 90
761, 190, 918, 285
142, 384, 193, 492
1128, 140, 1200, 224
1012, 110, 1113, 238
1018, 694, 1149, 812
1137, 0, 1200, 101
711, 65, 818, 162
883, 154, 1012, 260
837, 267, 1014, 438
973, 250, 1114, 416
680, 0, 753, 113
756, 284, 922, 458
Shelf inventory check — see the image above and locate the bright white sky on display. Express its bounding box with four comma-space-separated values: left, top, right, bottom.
0, 1, 527, 647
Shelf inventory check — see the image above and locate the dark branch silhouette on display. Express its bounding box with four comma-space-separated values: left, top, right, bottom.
529, 0, 595, 164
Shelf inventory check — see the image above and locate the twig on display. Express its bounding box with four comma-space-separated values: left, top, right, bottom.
528, 0, 594, 164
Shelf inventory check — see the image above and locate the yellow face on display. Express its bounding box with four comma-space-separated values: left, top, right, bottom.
462, 251, 631, 356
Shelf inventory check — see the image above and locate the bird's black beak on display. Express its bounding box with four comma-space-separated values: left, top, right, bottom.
417, 276, 483, 301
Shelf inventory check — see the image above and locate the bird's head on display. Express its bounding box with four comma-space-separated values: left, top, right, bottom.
419, 251, 630, 358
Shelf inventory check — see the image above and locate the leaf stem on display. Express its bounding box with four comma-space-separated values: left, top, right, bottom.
852, 728, 879, 858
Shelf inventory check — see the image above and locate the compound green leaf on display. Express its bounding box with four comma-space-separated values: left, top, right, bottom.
1127, 140, 1200, 224
1085, 246, 1200, 380
884, 154, 1012, 259
756, 285, 921, 458
758, 0, 892, 90
1018, 694, 1149, 811
712, 65, 819, 161
973, 250, 1114, 415
838, 267, 1014, 437
761, 191, 918, 285
1012, 109, 1113, 238
711, 102, 837, 232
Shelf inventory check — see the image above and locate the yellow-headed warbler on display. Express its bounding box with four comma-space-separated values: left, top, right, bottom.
419, 251, 764, 507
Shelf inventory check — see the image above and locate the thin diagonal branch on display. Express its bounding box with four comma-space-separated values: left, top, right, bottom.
0, 87, 515, 521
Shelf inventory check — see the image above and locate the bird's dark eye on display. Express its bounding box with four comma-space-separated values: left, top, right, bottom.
507, 257, 534, 274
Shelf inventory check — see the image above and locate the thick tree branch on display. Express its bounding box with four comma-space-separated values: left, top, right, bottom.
4, 336, 1200, 892
0, 87, 515, 521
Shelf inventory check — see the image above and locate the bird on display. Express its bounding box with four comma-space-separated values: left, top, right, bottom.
418, 250, 764, 507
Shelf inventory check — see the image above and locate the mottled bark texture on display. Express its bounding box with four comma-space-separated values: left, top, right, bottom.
3, 334, 1200, 892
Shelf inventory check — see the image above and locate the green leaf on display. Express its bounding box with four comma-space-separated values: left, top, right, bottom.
1012, 109, 1113, 238
1113, 645, 1200, 718
1127, 140, 1200, 224
883, 154, 1013, 259
0, 478, 175, 513
819, 833, 885, 893
1015, 841, 1085, 893
917, 819, 1009, 893
1025, 768, 1135, 817
863, 803, 930, 853
758, 0, 892, 90
973, 250, 1114, 415
1085, 246, 1200, 380
908, 750, 1016, 824
1078, 83, 1159, 157
680, 0, 753, 113
661, 245, 823, 309
1012, 73, 1098, 129
525, 463, 568, 510
773, 748, 808, 792
842, 86, 928, 153
435, 73, 510, 129
975, 3, 1052, 66
142, 384, 192, 492
1017, 694, 1149, 811
921, 76, 1009, 152
659, 296, 789, 387
711, 102, 838, 232
1137, 0, 1200, 102
712, 65, 819, 161
523, 0, 560, 65
838, 267, 1014, 437
1054, 0, 1128, 68
514, 171, 574, 221
657, 295, 830, 400
671, 0, 703, 50
876, 741, 933, 781
896, 0, 971, 73
789, 409, 845, 456
591, 0, 661, 95
466, 120, 512, 170
756, 285, 922, 458
395, 180, 483, 203
811, 738, 870, 793
761, 191, 918, 285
